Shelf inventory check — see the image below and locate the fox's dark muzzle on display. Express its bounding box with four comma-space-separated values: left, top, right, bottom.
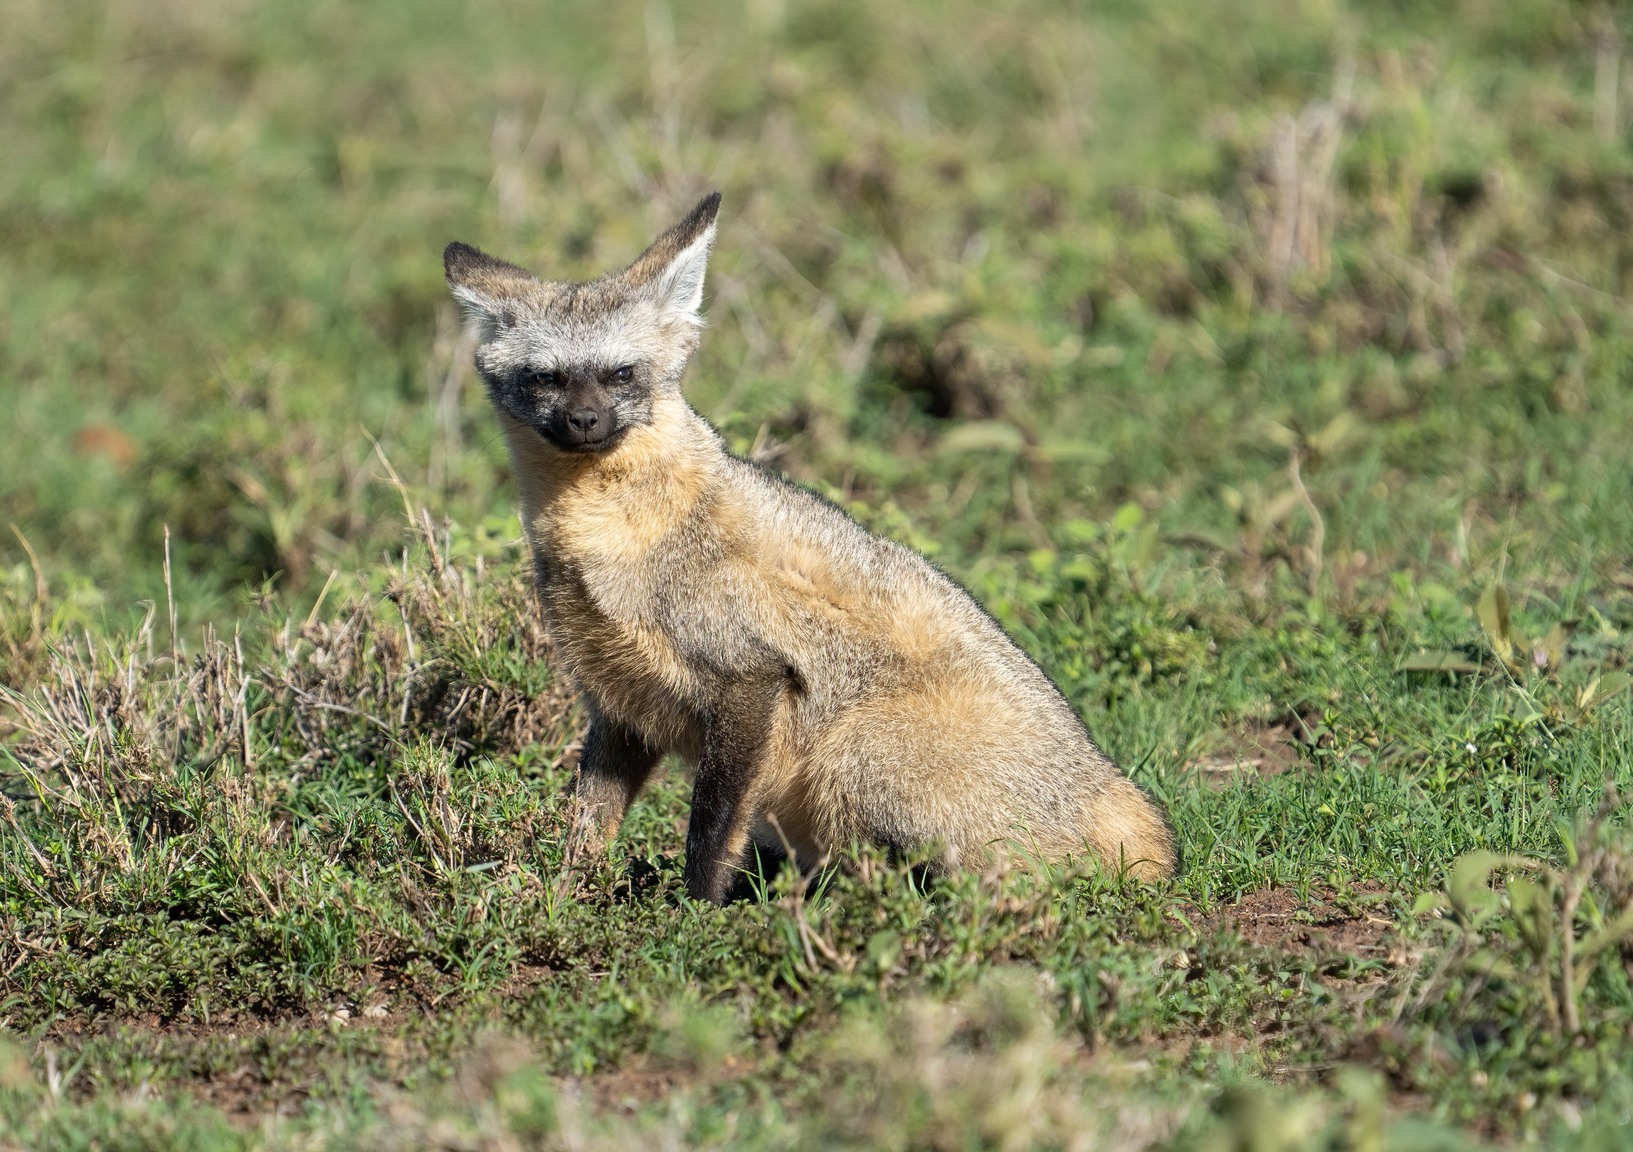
539, 407, 622, 452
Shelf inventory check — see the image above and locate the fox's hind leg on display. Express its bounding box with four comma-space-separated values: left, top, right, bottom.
566, 710, 663, 869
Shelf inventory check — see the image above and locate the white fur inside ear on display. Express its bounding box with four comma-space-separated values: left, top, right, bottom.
654, 225, 715, 324
450, 284, 504, 342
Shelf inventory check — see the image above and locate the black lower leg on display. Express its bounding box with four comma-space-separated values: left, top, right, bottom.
684, 670, 785, 903
569, 712, 662, 862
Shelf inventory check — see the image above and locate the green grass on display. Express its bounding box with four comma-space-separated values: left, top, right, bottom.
4, 0, 1633, 1146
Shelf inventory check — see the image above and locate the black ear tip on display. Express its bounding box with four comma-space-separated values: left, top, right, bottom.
443, 241, 481, 278
695, 191, 722, 224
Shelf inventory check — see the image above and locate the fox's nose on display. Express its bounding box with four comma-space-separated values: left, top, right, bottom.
568, 408, 600, 433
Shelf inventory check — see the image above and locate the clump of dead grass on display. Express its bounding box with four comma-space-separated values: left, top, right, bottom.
2, 519, 572, 786
0, 516, 576, 922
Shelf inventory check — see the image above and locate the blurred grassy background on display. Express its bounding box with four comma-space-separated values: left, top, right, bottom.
4, 0, 1630, 638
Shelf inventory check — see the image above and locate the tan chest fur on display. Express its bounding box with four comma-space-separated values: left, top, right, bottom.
541, 569, 701, 753
505, 401, 721, 753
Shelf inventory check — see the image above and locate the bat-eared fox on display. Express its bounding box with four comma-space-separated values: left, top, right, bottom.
443, 193, 1176, 903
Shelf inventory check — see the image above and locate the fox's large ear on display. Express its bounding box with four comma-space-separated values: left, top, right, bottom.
625, 192, 721, 324
443, 243, 537, 341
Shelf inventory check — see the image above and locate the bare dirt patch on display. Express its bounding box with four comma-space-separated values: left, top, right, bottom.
1187, 722, 1305, 782
1210, 885, 1397, 960
577, 1057, 751, 1114
31, 995, 421, 1122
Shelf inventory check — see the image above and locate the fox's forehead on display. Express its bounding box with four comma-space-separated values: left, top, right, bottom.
481, 291, 674, 371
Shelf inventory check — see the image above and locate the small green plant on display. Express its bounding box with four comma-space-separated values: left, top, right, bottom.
1422, 789, 1633, 1037
1475, 582, 1564, 682
1400, 577, 1631, 730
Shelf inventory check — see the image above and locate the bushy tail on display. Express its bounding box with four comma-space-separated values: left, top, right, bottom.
1083, 777, 1179, 881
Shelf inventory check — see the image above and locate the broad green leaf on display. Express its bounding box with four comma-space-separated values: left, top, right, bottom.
1595, 670, 1632, 702
1398, 651, 1481, 674
1034, 439, 1110, 464
1538, 622, 1566, 672
1111, 502, 1145, 532
1463, 949, 1522, 982
1506, 876, 1553, 958
1477, 584, 1514, 664
1412, 891, 1450, 916
1448, 851, 1505, 926
1260, 419, 1300, 449
1059, 558, 1099, 583
866, 929, 902, 972
937, 420, 1026, 456
1308, 412, 1358, 457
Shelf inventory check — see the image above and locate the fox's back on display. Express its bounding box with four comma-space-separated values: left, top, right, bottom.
728, 461, 1050, 700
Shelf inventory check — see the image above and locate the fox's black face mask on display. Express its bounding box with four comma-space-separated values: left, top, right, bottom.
499, 363, 655, 453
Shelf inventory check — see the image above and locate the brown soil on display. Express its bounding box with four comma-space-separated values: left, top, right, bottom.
36, 1001, 412, 1121
576, 1053, 752, 1114
1186, 720, 1308, 783
1208, 884, 1398, 960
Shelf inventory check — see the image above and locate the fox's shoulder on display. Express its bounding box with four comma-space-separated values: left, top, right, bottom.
717, 456, 879, 554
716, 455, 984, 610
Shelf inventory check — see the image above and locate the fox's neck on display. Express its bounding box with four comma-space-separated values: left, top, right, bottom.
504, 393, 720, 567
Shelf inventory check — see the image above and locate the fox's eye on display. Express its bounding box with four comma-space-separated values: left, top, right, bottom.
609, 365, 635, 385
526, 370, 559, 388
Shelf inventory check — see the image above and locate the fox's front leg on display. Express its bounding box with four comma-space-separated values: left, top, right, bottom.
685, 670, 786, 904
565, 712, 663, 869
